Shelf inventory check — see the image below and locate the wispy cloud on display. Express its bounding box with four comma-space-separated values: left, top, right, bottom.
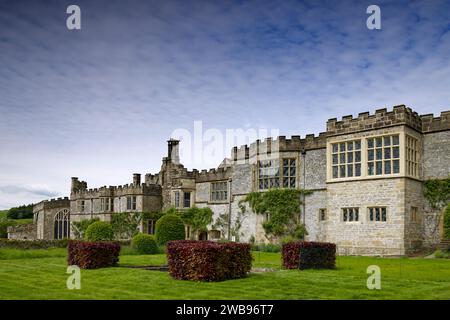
0, 0, 449, 208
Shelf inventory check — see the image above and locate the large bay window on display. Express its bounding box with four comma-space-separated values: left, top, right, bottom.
367, 135, 400, 175
406, 135, 419, 177
331, 140, 361, 179
258, 159, 280, 190
258, 158, 297, 190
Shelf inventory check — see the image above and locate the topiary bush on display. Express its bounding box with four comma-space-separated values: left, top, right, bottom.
132, 233, 158, 254
68, 240, 120, 269
167, 240, 252, 281
282, 241, 336, 270
85, 221, 114, 241
155, 214, 185, 245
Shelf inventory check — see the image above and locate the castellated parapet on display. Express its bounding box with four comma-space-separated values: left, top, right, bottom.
232, 133, 327, 162
421, 111, 450, 133
326, 105, 422, 136
194, 167, 232, 182
70, 183, 162, 200
33, 197, 70, 212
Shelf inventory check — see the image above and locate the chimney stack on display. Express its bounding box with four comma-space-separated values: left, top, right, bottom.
133, 173, 141, 186
167, 139, 180, 164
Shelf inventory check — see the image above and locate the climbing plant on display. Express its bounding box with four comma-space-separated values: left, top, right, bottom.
180, 206, 213, 240
444, 204, 450, 239
240, 189, 311, 242
423, 178, 450, 209
213, 203, 247, 242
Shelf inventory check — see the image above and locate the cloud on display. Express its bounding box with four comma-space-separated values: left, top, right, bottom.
0, 0, 449, 208
0, 184, 60, 198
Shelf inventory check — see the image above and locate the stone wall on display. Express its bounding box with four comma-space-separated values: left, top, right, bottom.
304, 189, 327, 242
326, 179, 406, 256
7, 223, 37, 240
423, 131, 450, 179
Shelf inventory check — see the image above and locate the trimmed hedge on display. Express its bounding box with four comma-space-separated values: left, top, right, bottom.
132, 233, 158, 254
155, 214, 185, 245
68, 241, 120, 269
0, 239, 69, 249
282, 241, 336, 270
167, 240, 252, 281
85, 221, 114, 241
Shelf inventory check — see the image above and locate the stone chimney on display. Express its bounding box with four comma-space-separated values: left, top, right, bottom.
133, 173, 141, 186
167, 139, 180, 164
71, 177, 79, 193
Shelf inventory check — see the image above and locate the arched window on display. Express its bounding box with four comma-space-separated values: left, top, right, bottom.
54, 209, 70, 239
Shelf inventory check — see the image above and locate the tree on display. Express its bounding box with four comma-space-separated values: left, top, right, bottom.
111, 212, 142, 240
72, 218, 99, 239
7, 204, 34, 219
180, 207, 213, 240
240, 189, 311, 242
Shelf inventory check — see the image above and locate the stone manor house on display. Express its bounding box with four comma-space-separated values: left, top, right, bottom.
8, 105, 450, 255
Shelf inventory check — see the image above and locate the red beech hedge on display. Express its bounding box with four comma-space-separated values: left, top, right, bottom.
167, 240, 252, 281
68, 241, 120, 269
282, 241, 336, 270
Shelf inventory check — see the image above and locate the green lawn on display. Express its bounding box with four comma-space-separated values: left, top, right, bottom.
0, 248, 449, 300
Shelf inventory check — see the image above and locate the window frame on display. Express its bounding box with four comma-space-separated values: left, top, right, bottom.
331, 140, 362, 179
342, 207, 360, 223
183, 192, 191, 208
319, 208, 327, 222
257, 157, 298, 191
367, 134, 400, 176
368, 206, 387, 222
210, 181, 228, 203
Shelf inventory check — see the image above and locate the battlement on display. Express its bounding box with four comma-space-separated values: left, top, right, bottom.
232, 133, 327, 161
326, 105, 422, 136
194, 166, 232, 182
421, 111, 450, 133
71, 182, 161, 199
34, 197, 70, 212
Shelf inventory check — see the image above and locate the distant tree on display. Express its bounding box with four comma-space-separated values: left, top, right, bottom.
7, 204, 34, 219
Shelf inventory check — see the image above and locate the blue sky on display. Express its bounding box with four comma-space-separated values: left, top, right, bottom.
0, 0, 449, 209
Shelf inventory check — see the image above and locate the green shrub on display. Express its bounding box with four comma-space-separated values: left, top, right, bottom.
85, 221, 114, 241
0, 219, 17, 238
132, 233, 158, 254
434, 250, 449, 259
72, 218, 99, 239
155, 214, 185, 245
444, 204, 450, 239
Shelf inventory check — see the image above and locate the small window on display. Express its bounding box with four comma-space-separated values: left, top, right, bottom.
368, 207, 387, 222
342, 208, 359, 222
282, 158, 296, 188
319, 209, 327, 221
184, 192, 191, 208
127, 196, 137, 210
147, 219, 156, 234
174, 191, 180, 208
78, 200, 85, 213
411, 207, 420, 223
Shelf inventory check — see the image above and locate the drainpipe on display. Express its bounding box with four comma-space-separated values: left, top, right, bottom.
228, 178, 232, 241
301, 148, 307, 240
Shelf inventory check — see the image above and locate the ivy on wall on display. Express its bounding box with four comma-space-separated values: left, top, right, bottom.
240, 189, 311, 242
423, 177, 450, 239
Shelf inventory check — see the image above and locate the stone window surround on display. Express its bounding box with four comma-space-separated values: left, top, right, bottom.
319, 208, 327, 222
173, 189, 194, 208
342, 207, 360, 222
210, 180, 228, 203
331, 139, 362, 179
367, 206, 388, 222
100, 197, 113, 212
327, 128, 422, 183
126, 196, 137, 211
410, 206, 420, 223
255, 155, 299, 191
